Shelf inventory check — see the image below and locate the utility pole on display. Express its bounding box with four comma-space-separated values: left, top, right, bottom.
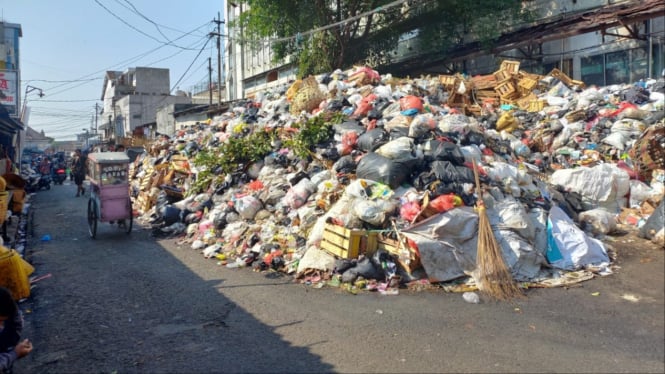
94, 102, 99, 135
214, 13, 224, 106
208, 57, 213, 106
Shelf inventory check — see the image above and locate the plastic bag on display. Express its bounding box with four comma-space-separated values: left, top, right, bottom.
429, 193, 463, 213
546, 206, 609, 271
421, 139, 465, 165
429, 161, 475, 184
354, 199, 396, 226
578, 208, 617, 235
283, 178, 316, 209
356, 153, 411, 189
357, 128, 389, 152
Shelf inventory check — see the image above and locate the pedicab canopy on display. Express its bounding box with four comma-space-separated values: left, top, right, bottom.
87, 152, 130, 186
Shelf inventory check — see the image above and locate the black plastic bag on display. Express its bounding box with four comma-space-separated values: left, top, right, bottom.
332, 155, 357, 174
461, 131, 485, 146
430, 161, 475, 184
357, 128, 389, 152
422, 139, 465, 165
356, 152, 410, 189
341, 257, 383, 283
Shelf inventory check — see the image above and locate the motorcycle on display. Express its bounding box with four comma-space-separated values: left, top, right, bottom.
53, 167, 67, 185
24, 172, 41, 193
37, 173, 52, 190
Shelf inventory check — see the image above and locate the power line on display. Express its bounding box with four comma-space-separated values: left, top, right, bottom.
26, 21, 211, 97
33, 99, 100, 103
24, 78, 103, 84
95, 0, 200, 50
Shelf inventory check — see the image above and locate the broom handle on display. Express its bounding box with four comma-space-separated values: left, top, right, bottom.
472, 160, 482, 201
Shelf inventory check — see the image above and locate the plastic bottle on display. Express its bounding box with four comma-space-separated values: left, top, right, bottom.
462, 292, 480, 304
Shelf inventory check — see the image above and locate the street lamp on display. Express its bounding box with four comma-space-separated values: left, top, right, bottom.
20, 85, 45, 123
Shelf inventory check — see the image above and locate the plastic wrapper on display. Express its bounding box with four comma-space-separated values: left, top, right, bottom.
429, 193, 463, 213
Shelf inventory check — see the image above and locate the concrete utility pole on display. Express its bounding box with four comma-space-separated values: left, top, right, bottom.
208, 57, 213, 106
94, 102, 99, 134
213, 13, 224, 105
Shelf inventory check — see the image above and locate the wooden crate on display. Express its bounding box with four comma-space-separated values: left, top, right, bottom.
320, 223, 369, 259
515, 93, 537, 110
376, 233, 421, 273
494, 79, 520, 100
493, 69, 512, 82
500, 60, 521, 75
527, 100, 546, 112
548, 68, 585, 88
518, 77, 538, 95
471, 74, 497, 90
526, 100, 546, 112
439, 74, 457, 90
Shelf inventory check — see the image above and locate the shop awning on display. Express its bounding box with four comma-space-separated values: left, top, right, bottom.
0, 104, 23, 134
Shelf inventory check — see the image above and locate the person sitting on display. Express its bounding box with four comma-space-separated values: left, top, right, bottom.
0, 287, 32, 373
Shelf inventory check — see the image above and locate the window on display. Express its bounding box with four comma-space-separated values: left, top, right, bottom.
606, 50, 629, 85
580, 54, 604, 87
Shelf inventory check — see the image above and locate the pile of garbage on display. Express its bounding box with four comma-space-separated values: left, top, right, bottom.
128, 62, 665, 295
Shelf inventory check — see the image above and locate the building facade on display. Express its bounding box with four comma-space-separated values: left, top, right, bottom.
224, 0, 664, 95
98, 67, 192, 144
0, 21, 24, 166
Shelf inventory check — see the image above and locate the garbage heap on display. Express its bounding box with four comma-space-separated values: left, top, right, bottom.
128, 62, 665, 294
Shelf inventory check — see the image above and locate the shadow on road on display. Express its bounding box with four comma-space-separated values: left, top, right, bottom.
17, 185, 335, 374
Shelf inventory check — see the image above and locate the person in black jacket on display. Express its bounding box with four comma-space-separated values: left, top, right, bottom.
0, 287, 32, 373
71, 149, 87, 197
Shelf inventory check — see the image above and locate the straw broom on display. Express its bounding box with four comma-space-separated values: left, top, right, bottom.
472, 162, 523, 300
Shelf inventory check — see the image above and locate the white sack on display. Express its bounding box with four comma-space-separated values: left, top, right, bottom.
296, 246, 336, 275
550, 164, 630, 210
402, 207, 479, 282
546, 206, 609, 271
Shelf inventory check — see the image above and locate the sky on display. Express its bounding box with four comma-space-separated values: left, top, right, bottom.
1, 0, 225, 141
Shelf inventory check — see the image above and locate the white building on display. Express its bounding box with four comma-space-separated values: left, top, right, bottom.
98, 67, 192, 143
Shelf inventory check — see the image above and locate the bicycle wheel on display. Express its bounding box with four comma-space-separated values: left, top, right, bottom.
87, 198, 98, 239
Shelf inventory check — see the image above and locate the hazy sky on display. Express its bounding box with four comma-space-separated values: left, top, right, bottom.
1, 0, 224, 140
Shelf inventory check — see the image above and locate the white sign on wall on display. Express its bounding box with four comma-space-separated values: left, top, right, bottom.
0, 70, 18, 116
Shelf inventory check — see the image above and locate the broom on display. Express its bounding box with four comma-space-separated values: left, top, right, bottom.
472, 161, 523, 300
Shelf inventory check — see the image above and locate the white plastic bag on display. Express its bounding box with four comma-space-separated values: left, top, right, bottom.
546, 206, 609, 270
578, 208, 617, 235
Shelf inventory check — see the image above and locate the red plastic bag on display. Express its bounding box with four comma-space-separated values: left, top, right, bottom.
429, 193, 463, 213
400, 201, 421, 222
399, 95, 424, 112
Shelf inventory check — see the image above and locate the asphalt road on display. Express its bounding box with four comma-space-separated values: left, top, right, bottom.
11, 180, 665, 373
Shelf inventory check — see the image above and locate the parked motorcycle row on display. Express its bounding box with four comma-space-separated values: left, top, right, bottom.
20, 155, 69, 193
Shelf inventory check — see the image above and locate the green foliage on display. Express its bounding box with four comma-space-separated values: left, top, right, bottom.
234, 0, 533, 74
282, 113, 344, 159
190, 129, 275, 193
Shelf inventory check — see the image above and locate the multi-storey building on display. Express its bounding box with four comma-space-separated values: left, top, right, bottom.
0, 20, 24, 165
98, 67, 192, 143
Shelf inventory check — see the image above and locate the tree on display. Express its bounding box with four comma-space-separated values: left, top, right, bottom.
234, 0, 533, 77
